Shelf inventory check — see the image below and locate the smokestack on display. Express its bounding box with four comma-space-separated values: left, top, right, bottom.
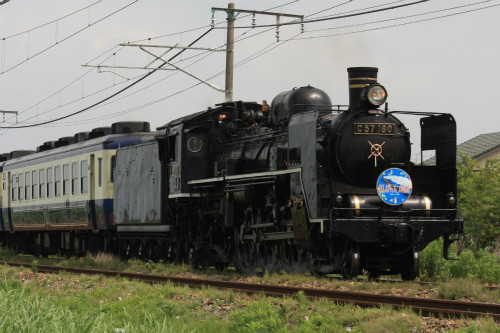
347, 67, 378, 110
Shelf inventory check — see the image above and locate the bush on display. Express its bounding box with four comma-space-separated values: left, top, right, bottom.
420, 239, 500, 283
419, 238, 449, 279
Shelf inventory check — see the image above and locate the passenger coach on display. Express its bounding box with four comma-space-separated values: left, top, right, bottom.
0, 122, 153, 255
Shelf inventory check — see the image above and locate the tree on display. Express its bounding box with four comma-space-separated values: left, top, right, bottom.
457, 154, 500, 249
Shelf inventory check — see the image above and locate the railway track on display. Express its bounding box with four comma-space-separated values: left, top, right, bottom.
2, 261, 499, 320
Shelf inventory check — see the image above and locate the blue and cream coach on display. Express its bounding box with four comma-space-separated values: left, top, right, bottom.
0, 122, 153, 254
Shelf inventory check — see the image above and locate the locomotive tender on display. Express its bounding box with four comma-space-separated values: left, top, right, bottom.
0, 67, 463, 279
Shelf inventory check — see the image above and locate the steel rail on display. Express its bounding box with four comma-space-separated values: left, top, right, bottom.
2, 261, 498, 320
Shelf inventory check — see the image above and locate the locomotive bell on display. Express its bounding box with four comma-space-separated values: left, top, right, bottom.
347, 67, 379, 110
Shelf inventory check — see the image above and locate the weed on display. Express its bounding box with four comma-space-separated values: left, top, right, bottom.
230, 300, 287, 333
30, 259, 38, 275
437, 279, 500, 302
296, 290, 307, 304
0, 246, 16, 258
420, 239, 500, 283
361, 312, 418, 333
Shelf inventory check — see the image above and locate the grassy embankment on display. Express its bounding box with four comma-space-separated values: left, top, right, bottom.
0, 264, 498, 333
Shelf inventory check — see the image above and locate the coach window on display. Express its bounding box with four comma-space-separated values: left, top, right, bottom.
11, 174, 17, 201
3, 173, 6, 191
63, 164, 70, 196
19, 173, 24, 201
32, 170, 38, 199
98, 158, 102, 187
25, 172, 31, 200
81, 160, 88, 194
47, 167, 53, 198
110, 156, 116, 182
39, 169, 45, 199
55, 166, 61, 197
72, 162, 78, 195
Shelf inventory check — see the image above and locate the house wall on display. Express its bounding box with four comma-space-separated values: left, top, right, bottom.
477, 149, 500, 168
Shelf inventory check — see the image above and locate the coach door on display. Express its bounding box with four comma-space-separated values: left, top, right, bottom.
6, 171, 12, 231
89, 154, 97, 229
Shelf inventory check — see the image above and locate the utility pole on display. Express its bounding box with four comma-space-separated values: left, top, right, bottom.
212, 4, 304, 102
225, 3, 235, 102
84, 4, 303, 103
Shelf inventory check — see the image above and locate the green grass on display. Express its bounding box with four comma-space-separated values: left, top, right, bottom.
0, 265, 496, 332
1, 245, 498, 305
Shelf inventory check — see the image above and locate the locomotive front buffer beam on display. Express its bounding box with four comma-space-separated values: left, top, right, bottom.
329, 207, 463, 252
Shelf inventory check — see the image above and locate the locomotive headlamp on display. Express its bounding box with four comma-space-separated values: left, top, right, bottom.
335, 193, 343, 204
446, 192, 457, 207
365, 84, 388, 106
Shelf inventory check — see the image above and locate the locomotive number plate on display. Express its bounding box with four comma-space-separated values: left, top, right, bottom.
354, 123, 395, 135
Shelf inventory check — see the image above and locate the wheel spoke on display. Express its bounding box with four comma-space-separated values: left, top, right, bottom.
340, 243, 360, 279
234, 227, 256, 275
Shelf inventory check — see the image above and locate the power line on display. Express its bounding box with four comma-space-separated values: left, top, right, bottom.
4, 0, 350, 128
292, 2, 500, 41
0, 1, 138, 75
0, 45, 217, 130
1, 0, 102, 40
0, 45, 129, 132
0, 0, 302, 129
304, 0, 496, 34
2, 0, 491, 130
127, 0, 301, 44
220, 0, 407, 44
217, 0, 431, 29
0, 28, 214, 129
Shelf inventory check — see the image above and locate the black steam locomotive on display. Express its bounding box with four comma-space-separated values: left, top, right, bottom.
1, 67, 463, 279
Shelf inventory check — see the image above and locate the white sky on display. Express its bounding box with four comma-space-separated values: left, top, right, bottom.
1, 0, 499, 162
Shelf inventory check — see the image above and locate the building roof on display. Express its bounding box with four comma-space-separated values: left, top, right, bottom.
457, 132, 500, 160
424, 132, 500, 165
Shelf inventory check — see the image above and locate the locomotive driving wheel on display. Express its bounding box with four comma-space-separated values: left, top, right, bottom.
340, 242, 360, 279
234, 225, 257, 275
262, 242, 282, 274
281, 240, 307, 274
400, 248, 420, 281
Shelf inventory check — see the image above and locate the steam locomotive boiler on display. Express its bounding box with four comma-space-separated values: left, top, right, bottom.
113, 67, 463, 279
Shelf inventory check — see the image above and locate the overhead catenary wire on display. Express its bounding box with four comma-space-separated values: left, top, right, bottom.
2, 0, 497, 130
218, 0, 409, 45
303, 0, 496, 34
0, 28, 214, 129
127, 0, 301, 44
292, 1, 500, 40
0, 0, 303, 129
1, 0, 428, 129
0, 45, 217, 130
0, 45, 131, 135
1, 0, 103, 40
215, 0, 431, 29
0, 0, 138, 75
34, 27, 310, 127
